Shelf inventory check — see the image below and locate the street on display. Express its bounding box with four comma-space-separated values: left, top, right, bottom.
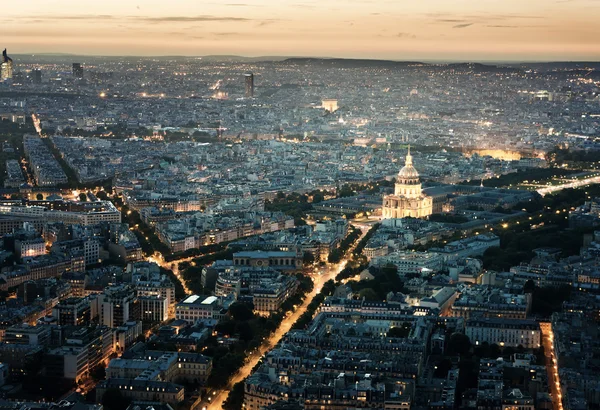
540, 322, 563, 410
537, 175, 600, 196
204, 226, 369, 409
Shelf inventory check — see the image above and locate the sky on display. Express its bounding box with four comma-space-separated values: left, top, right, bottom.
2, 0, 600, 61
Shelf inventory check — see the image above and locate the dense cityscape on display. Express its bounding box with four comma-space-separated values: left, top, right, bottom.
0, 28, 599, 410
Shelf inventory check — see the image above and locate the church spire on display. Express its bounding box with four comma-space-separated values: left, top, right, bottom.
405, 145, 412, 167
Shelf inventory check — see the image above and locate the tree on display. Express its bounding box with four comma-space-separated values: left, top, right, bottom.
228, 302, 255, 322
312, 191, 325, 203
36, 193, 43, 200
303, 252, 315, 266
531, 285, 572, 317
358, 288, 379, 301
433, 358, 453, 378
96, 190, 109, 200
223, 381, 245, 410
90, 364, 106, 381
524, 280, 535, 294
101, 388, 131, 410
387, 322, 411, 338
447, 333, 471, 356
236, 321, 254, 342
328, 248, 342, 263
79, 192, 87, 202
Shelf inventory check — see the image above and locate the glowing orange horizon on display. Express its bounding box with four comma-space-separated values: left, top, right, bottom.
2, 0, 599, 61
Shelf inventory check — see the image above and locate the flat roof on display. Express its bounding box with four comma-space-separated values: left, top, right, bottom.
201, 296, 218, 305
183, 295, 201, 304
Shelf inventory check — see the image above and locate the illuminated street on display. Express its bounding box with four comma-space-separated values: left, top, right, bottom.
537, 175, 600, 196
540, 322, 563, 410
146, 252, 194, 295
205, 227, 368, 410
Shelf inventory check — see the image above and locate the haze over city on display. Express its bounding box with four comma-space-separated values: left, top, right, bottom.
2, 0, 600, 61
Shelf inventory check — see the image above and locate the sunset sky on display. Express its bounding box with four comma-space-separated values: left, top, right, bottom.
2, 0, 600, 61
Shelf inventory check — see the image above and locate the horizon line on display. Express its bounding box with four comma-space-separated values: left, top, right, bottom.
7, 52, 600, 65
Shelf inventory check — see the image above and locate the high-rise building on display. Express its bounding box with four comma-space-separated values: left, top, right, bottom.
245, 73, 254, 98
0, 49, 13, 81
32, 69, 42, 84
72, 63, 83, 79
382, 146, 433, 219
98, 284, 139, 327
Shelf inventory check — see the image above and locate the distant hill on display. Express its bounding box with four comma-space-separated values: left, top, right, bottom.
7, 54, 599, 72
444, 62, 522, 73
280, 57, 426, 68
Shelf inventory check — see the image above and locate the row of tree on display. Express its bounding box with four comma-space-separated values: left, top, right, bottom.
328, 226, 362, 263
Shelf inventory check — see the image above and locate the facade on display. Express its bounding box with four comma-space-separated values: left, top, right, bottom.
53, 297, 92, 326
98, 284, 139, 328
382, 147, 433, 219
252, 276, 299, 316
4, 323, 51, 346
465, 318, 541, 348
322, 99, 338, 112
450, 287, 532, 320
106, 350, 212, 385
373, 250, 444, 276
45, 346, 89, 382
115, 321, 143, 352
96, 379, 184, 404
45, 326, 115, 381
233, 250, 303, 271
175, 294, 230, 324
0, 49, 12, 81
15, 237, 46, 258
139, 295, 169, 324
131, 267, 177, 319
0, 199, 121, 226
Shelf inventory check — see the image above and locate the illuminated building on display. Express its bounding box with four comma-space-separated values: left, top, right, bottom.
322, 98, 338, 112
245, 72, 254, 98
0, 49, 13, 81
382, 147, 433, 219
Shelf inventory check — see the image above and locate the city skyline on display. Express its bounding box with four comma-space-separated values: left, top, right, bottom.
2, 0, 600, 61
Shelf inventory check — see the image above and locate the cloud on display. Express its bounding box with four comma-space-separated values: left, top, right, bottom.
430, 13, 543, 26
35, 14, 114, 20
436, 19, 470, 23
453, 23, 474, 29
397, 32, 416, 39
486, 24, 547, 29
138, 15, 251, 22
211, 32, 240, 37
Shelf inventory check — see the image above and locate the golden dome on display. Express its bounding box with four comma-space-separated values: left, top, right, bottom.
397, 146, 419, 180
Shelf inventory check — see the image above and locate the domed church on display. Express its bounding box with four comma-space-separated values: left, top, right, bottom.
382, 147, 433, 219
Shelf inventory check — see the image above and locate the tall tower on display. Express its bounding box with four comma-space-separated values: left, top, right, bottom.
244, 73, 254, 98
0, 49, 13, 81
32, 69, 42, 84
72, 63, 83, 79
